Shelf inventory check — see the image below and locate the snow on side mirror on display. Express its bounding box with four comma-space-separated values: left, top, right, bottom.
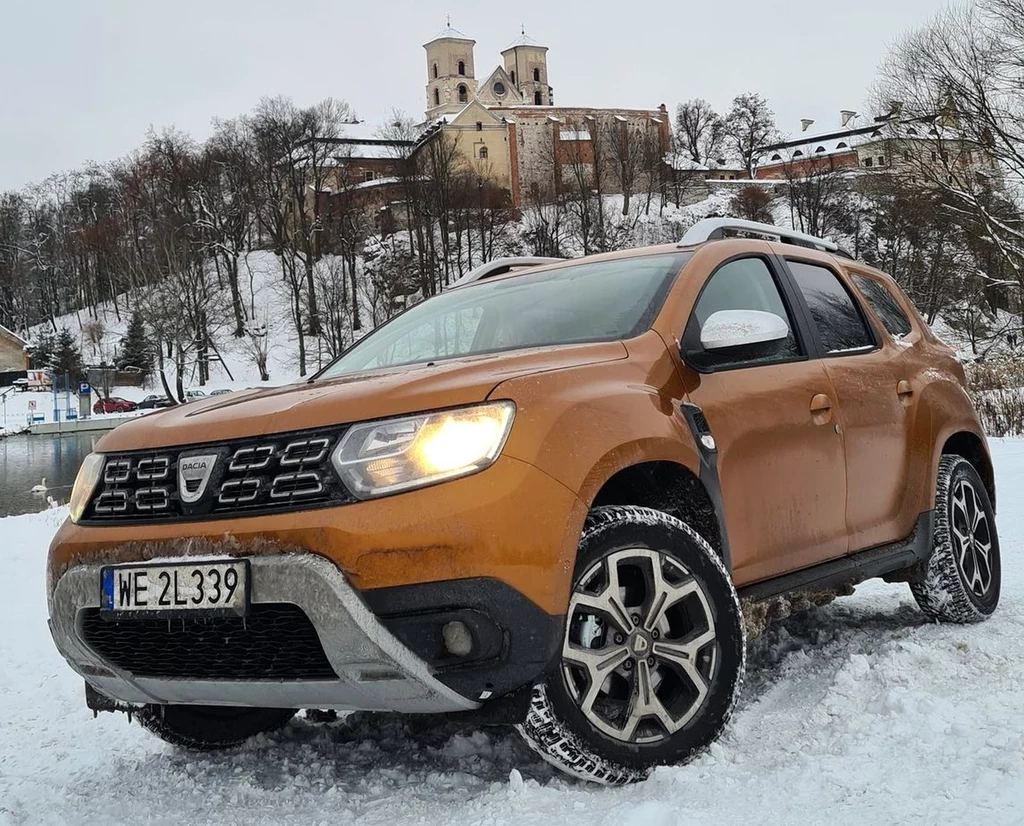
700, 310, 790, 351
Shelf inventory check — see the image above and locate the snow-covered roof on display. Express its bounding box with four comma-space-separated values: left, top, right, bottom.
337, 120, 383, 141
560, 129, 591, 141
505, 31, 544, 49
0, 323, 27, 346
429, 24, 473, 42
666, 154, 709, 172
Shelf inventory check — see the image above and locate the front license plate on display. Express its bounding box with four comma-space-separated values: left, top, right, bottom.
100, 560, 249, 618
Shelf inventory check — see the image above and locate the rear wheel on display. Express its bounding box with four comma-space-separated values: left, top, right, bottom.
137, 705, 295, 751
910, 455, 1000, 623
516, 506, 744, 785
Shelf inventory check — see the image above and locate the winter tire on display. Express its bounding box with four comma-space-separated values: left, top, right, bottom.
137, 705, 296, 751
911, 455, 1000, 623
516, 505, 744, 785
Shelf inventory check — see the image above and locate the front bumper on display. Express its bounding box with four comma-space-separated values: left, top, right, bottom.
49, 553, 479, 713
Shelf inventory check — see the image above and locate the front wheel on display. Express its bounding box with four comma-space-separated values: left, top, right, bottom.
516, 506, 745, 785
910, 455, 1000, 623
137, 705, 296, 751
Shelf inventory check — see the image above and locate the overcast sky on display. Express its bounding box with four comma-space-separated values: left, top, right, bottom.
0, 0, 948, 191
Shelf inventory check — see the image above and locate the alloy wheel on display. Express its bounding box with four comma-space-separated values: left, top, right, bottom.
561, 548, 719, 744
950, 479, 994, 598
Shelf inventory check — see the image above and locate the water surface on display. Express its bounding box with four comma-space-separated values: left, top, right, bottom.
0, 433, 99, 517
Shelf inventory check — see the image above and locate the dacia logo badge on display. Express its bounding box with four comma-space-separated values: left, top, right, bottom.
178, 452, 219, 504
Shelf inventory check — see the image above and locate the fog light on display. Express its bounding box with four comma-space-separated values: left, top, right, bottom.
442, 621, 474, 657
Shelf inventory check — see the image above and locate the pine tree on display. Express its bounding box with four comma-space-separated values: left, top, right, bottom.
118, 313, 154, 375
50, 328, 84, 383
28, 329, 56, 369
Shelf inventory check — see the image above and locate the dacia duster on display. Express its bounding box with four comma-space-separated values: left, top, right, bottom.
48, 219, 1000, 784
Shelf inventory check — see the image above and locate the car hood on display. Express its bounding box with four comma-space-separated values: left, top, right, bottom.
96, 341, 628, 451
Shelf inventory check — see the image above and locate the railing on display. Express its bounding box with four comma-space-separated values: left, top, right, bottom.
678, 218, 853, 259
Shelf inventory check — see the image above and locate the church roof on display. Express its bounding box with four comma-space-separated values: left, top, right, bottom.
429, 24, 474, 42
505, 32, 543, 48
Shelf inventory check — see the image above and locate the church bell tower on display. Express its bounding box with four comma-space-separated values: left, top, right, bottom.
424, 20, 478, 120
501, 28, 552, 106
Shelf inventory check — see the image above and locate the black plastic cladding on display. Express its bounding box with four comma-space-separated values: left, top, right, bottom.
81, 426, 356, 525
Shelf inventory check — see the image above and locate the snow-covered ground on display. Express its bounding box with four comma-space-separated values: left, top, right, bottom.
2, 442, 1023, 825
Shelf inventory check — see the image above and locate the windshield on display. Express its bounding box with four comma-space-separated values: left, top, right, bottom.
318, 252, 690, 379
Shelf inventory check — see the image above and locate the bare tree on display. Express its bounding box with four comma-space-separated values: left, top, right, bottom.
608, 117, 646, 215
725, 93, 781, 177
782, 155, 855, 240
730, 186, 775, 223
194, 117, 261, 338
675, 99, 725, 166
878, 2, 1024, 272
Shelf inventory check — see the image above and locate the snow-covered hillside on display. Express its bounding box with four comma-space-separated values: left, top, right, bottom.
2, 441, 1022, 825
21, 192, 762, 393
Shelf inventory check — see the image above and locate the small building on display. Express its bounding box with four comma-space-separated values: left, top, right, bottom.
0, 324, 28, 374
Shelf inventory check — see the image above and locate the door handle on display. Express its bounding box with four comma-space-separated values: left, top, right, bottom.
897, 380, 914, 400
810, 393, 833, 425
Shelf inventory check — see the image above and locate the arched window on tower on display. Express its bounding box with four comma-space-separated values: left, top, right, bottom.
458, 60, 466, 76
432, 63, 438, 79
434, 89, 440, 106
479, 146, 488, 160
534, 90, 542, 105
533, 67, 541, 82
458, 84, 468, 103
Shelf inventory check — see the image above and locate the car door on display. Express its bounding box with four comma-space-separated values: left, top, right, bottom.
678, 252, 850, 586
783, 257, 915, 552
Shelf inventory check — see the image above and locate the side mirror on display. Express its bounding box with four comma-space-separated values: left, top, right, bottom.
699, 310, 790, 351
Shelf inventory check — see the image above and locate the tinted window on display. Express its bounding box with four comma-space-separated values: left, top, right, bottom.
689, 257, 801, 368
852, 274, 913, 338
788, 260, 875, 354
318, 253, 690, 378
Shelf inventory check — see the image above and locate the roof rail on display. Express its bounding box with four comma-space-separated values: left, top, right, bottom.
451, 256, 565, 287
678, 218, 854, 260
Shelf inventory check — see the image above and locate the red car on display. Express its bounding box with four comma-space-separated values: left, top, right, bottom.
93, 397, 138, 414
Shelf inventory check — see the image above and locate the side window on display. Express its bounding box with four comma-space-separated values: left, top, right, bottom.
787, 260, 875, 354
686, 257, 801, 369
852, 274, 913, 338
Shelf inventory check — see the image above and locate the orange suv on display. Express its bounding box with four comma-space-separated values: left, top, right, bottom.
48, 219, 1000, 784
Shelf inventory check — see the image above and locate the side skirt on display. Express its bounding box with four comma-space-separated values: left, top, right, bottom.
738, 510, 934, 603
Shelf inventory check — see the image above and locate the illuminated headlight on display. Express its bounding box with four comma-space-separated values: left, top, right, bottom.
332, 402, 515, 499
69, 453, 105, 523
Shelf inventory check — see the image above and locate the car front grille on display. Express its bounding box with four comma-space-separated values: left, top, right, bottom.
82, 427, 354, 523
80, 603, 339, 681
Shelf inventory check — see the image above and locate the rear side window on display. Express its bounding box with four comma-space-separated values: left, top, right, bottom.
787, 260, 875, 354
852, 274, 913, 338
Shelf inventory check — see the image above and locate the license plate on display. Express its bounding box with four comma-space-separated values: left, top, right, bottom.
100, 560, 249, 617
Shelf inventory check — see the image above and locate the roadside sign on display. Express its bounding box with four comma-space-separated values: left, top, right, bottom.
27, 400, 36, 410
79, 382, 91, 395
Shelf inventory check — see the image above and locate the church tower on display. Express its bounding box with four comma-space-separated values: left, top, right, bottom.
424, 21, 478, 120
501, 29, 552, 106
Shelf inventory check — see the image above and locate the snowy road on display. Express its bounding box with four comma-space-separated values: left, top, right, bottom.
2, 443, 1023, 826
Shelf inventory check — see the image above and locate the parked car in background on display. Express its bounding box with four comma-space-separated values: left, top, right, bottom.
184, 390, 207, 401
137, 395, 173, 410
12, 378, 29, 392
209, 389, 233, 397
92, 397, 138, 414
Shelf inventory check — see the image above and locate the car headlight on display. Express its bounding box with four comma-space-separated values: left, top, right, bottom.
69, 452, 105, 523
332, 401, 515, 499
